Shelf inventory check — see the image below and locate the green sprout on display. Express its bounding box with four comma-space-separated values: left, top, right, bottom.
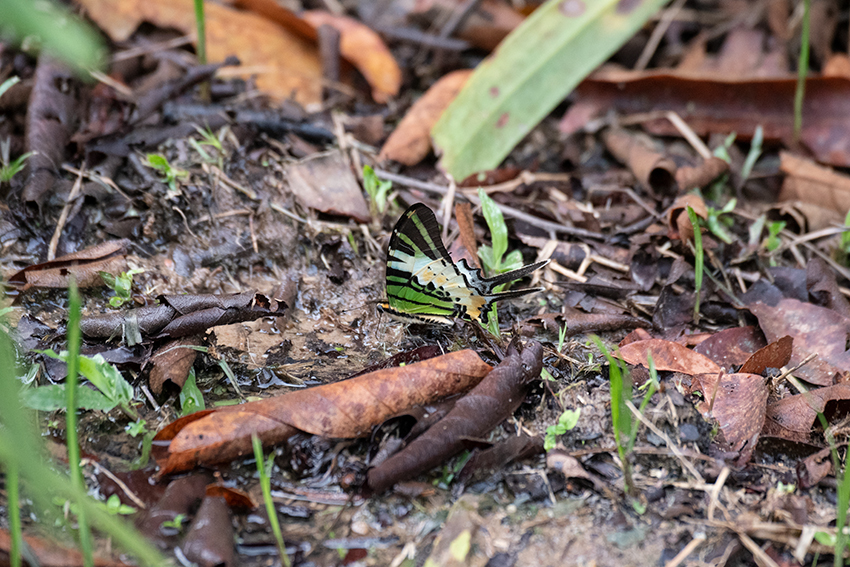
190, 125, 224, 169
0, 138, 34, 184
99, 268, 143, 308
179, 367, 206, 416
544, 408, 580, 452
146, 154, 188, 197
477, 189, 525, 337
763, 220, 786, 253
363, 165, 393, 214
686, 206, 704, 323
252, 435, 291, 567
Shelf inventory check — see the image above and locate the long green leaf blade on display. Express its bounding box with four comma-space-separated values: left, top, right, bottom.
432, 0, 670, 181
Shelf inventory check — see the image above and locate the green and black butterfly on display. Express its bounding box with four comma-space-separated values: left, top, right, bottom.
378, 203, 549, 325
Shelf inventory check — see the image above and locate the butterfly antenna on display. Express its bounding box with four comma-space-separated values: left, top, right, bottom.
480, 259, 550, 293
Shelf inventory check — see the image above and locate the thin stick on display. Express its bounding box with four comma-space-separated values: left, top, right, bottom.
47, 167, 84, 261
626, 400, 705, 484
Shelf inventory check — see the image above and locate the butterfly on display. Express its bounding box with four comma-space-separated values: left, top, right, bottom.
378, 203, 549, 325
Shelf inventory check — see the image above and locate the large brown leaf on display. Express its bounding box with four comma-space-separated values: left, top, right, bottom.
367, 341, 542, 493
154, 350, 492, 475
8, 240, 128, 290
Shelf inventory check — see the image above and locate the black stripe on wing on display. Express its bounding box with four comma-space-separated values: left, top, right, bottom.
388, 203, 454, 265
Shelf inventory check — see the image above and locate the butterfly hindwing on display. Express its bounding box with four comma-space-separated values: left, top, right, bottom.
382, 203, 547, 325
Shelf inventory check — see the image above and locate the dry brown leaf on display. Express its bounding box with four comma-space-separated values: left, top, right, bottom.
379, 69, 472, 165
778, 151, 850, 216
8, 240, 128, 290
301, 10, 401, 103
78, 0, 322, 105
617, 338, 721, 375
602, 128, 677, 196
667, 194, 707, 242
154, 349, 492, 475
764, 384, 850, 442
285, 149, 371, 222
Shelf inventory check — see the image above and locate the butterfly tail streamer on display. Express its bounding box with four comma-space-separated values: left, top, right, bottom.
479, 259, 550, 294
483, 286, 545, 302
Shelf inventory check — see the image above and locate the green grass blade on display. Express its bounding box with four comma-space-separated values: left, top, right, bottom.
8, 462, 21, 567
65, 280, 94, 567
432, 0, 670, 181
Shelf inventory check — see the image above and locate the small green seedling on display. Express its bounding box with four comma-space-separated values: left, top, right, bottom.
0, 137, 34, 184
434, 450, 472, 489
477, 189, 525, 337
363, 165, 393, 214
544, 408, 581, 451
837, 210, 850, 266
160, 513, 187, 533
252, 435, 291, 567
99, 268, 143, 308
686, 206, 704, 322
179, 367, 205, 416
740, 125, 764, 183
190, 125, 224, 169
704, 198, 736, 245
146, 154, 188, 197
763, 220, 786, 253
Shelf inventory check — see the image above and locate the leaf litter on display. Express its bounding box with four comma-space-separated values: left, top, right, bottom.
7, 1, 850, 566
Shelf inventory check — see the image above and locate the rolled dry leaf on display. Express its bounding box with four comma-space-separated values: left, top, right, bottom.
602, 128, 677, 196
8, 240, 129, 290
676, 156, 729, 191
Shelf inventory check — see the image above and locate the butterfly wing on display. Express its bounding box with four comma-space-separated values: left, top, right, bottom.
384, 204, 487, 323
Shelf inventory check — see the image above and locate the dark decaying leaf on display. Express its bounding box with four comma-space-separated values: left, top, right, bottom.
797, 446, 833, 489
180, 496, 234, 567
154, 350, 492, 475
519, 312, 645, 336
148, 337, 203, 395
763, 384, 850, 443
8, 240, 129, 290
738, 336, 793, 375
22, 55, 79, 209
693, 326, 767, 369
694, 372, 769, 465
205, 484, 257, 510
135, 473, 213, 547
367, 340, 543, 494
806, 257, 850, 319
546, 450, 612, 495
748, 299, 850, 385
81, 292, 287, 339
457, 433, 543, 484
347, 345, 442, 378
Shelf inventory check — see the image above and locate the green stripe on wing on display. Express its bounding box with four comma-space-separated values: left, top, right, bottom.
379, 203, 548, 325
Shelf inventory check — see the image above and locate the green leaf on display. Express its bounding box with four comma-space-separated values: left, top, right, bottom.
0, 0, 106, 72
179, 368, 205, 415
20, 384, 115, 412
432, 0, 670, 181
41, 350, 134, 408
478, 189, 507, 270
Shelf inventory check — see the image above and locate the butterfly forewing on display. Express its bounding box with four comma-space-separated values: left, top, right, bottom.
383, 203, 545, 325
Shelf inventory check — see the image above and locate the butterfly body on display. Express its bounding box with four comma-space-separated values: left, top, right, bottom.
379, 203, 548, 325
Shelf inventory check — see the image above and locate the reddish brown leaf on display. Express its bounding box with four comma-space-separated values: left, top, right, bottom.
763, 384, 850, 443
301, 11, 401, 103
617, 339, 721, 375
79, 0, 322, 105
748, 299, 850, 385
675, 156, 730, 192
695, 373, 769, 465
546, 450, 610, 495
798, 446, 833, 489
286, 150, 371, 222
155, 350, 492, 475
807, 256, 850, 319
0, 529, 127, 567
8, 240, 128, 290
667, 194, 707, 242
378, 69, 472, 165
739, 336, 793, 375
693, 326, 767, 369
779, 152, 850, 216
148, 337, 202, 395
367, 341, 542, 493
563, 72, 850, 168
